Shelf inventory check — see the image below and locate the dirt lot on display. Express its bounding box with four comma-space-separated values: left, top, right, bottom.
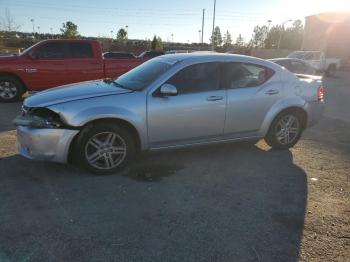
0, 74, 349, 262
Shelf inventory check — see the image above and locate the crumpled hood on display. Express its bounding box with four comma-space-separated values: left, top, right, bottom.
24, 80, 132, 107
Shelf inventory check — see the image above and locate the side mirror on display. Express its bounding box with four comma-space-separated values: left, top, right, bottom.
160, 84, 178, 96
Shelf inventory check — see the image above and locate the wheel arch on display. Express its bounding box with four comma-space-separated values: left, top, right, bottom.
0, 72, 27, 92
260, 99, 308, 136
68, 117, 142, 163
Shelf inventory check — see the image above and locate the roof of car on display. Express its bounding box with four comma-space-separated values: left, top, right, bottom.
157, 53, 281, 70
269, 58, 308, 63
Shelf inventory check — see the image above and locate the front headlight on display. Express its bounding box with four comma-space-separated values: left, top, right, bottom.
13, 107, 63, 128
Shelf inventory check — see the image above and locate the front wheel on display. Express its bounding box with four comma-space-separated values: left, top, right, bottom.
0, 76, 25, 102
76, 123, 136, 175
265, 111, 303, 149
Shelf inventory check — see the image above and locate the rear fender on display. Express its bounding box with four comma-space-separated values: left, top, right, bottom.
260, 97, 306, 136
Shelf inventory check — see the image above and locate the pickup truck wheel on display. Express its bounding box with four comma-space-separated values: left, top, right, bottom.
265, 111, 303, 149
76, 123, 136, 175
0, 76, 25, 103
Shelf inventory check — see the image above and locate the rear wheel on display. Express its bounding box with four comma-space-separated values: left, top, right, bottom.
76, 123, 136, 175
265, 111, 303, 149
0, 76, 25, 102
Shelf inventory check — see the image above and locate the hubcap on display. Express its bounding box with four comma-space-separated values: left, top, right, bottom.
85, 132, 127, 170
275, 115, 300, 145
0, 81, 17, 99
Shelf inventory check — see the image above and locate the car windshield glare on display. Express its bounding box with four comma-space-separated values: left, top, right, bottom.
114, 58, 174, 91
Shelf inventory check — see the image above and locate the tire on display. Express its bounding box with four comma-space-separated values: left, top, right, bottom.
76, 122, 136, 175
264, 110, 303, 149
0, 75, 25, 102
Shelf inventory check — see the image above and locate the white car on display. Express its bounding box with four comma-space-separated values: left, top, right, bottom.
288, 51, 340, 76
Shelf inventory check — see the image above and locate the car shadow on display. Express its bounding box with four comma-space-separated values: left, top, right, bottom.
0, 142, 307, 262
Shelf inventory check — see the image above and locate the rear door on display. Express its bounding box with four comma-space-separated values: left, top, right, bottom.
147, 62, 227, 147
65, 42, 104, 83
223, 62, 281, 135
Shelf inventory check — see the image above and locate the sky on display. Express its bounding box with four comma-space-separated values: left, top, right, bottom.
0, 0, 349, 43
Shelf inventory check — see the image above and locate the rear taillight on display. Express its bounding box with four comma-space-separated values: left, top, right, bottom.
318, 84, 325, 101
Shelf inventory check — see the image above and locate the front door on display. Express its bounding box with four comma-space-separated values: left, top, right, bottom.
147, 62, 226, 147
24, 41, 68, 90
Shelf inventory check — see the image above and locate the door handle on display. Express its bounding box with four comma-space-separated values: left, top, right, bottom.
265, 90, 279, 95
207, 96, 224, 101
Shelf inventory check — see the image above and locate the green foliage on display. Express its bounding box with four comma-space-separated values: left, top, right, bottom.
265, 19, 304, 49
234, 34, 244, 48
250, 25, 268, 48
223, 30, 232, 49
151, 35, 163, 50
210, 26, 223, 49
116, 28, 128, 43
60, 21, 79, 39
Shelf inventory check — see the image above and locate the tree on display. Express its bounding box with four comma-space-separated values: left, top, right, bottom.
223, 30, 232, 49
60, 21, 79, 39
210, 26, 223, 49
0, 9, 20, 32
250, 25, 268, 48
116, 28, 128, 43
265, 20, 304, 49
151, 35, 163, 50
234, 34, 244, 48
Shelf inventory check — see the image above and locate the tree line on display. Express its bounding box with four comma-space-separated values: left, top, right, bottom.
210, 20, 304, 51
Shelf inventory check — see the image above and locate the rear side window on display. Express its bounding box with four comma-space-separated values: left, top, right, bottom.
222, 62, 275, 89
34, 42, 67, 59
67, 43, 94, 58
167, 62, 220, 94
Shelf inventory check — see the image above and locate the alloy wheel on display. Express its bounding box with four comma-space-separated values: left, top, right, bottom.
275, 114, 300, 145
84, 132, 127, 170
0, 81, 17, 99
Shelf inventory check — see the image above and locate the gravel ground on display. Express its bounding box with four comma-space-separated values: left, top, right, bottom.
0, 73, 349, 262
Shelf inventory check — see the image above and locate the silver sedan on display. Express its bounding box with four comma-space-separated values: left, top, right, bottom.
14, 54, 325, 174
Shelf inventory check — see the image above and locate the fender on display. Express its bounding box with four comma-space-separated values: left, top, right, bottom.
260, 97, 307, 136
49, 104, 149, 150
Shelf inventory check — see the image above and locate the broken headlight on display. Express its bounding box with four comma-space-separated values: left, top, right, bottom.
13, 107, 63, 128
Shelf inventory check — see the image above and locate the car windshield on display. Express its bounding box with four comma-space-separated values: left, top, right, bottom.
114, 58, 174, 91
20, 42, 42, 56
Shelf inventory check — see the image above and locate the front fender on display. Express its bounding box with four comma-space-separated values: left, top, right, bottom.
49, 96, 148, 150
260, 97, 307, 136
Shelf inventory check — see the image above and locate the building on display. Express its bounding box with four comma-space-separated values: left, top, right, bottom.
302, 12, 350, 59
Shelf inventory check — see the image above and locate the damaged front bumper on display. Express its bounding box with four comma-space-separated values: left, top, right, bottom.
17, 125, 79, 163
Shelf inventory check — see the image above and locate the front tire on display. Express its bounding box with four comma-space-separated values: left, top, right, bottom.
0, 76, 25, 102
265, 111, 303, 149
76, 123, 136, 175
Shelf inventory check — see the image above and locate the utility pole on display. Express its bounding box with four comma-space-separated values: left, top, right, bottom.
212, 0, 216, 51
201, 8, 205, 44
278, 19, 292, 49
30, 19, 35, 34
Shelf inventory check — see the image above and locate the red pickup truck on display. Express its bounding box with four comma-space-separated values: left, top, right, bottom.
0, 39, 146, 102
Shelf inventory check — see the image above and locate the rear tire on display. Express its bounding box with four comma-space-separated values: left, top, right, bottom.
76, 123, 136, 175
0, 76, 25, 103
265, 110, 303, 149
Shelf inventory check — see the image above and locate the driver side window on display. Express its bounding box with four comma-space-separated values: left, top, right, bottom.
166, 62, 220, 94
34, 42, 68, 59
